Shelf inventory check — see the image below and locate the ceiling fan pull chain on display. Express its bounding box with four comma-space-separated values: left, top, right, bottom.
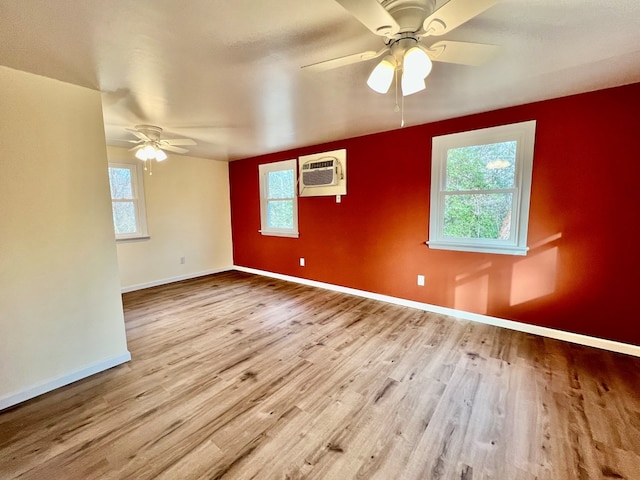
401, 89, 405, 128
394, 68, 400, 113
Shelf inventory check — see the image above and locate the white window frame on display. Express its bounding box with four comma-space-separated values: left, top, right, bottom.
259, 159, 299, 238
108, 161, 149, 241
427, 120, 536, 256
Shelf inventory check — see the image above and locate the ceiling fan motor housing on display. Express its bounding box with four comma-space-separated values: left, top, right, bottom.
134, 124, 163, 141
390, 35, 420, 60
382, 0, 436, 34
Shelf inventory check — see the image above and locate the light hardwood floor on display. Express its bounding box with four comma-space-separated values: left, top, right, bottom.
1, 271, 639, 479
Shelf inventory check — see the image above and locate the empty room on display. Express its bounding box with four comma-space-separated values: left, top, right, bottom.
1, 0, 639, 479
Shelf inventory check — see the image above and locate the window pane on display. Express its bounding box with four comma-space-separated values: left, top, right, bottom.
112, 201, 138, 234
443, 193, 512, 239
267, 200, 293, 229
268, 170, 294, 199
446, 141, 516, 191
109, 167, 133, 199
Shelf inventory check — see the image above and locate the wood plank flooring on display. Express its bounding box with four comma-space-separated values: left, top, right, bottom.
1, 271, 639, 479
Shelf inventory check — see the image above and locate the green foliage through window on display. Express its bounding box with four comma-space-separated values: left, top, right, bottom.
443, 141, 516, 240
446, 142, 516, 191
444, 194, 512, 239
112, 201, 138, 235
429, 120, 536, 255
267, 170, 294, 199
267, 200, 294, 229
259, 159, 298, 237
109, 167, 133, 199
108, 163, 147, 239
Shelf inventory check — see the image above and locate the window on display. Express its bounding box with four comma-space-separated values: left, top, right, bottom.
259, 159, 299, 238
428, 120, 536, 255
108, 162, 149, 240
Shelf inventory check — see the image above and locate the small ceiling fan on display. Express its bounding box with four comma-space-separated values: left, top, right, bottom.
303, 0, 501, 96
126, 125, 196, 162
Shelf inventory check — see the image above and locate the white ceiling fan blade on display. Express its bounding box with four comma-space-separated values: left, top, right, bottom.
161, 138, 197, 146
426, 40, 499, 66
335, 0, 400, 37
161, 145, 189, 154
302, 48, 387, 72
423, 0, 499, 37
128, 145, 142, 152
125, 128, 151, 142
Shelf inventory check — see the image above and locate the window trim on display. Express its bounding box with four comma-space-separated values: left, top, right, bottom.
259, 159, 299, 238
427, 120, 536, 256
108, 161, 149, 241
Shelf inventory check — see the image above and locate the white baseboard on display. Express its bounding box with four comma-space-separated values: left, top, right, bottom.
234, 266, 640, 358
0, 351, 132, 411
121, 267, 233, 293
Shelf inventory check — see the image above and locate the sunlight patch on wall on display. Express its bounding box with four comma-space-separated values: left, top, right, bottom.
454, 262, 492, 314
527, 232, 563, 251
510, 246, 558, 306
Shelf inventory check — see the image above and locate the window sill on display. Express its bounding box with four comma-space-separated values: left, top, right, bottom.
116, 235, 151, 243
259, 230, 299, 238
426, 240, 528, 256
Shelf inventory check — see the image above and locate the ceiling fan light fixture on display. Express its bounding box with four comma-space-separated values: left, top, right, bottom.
135, 142, 168, 161
135, 145, 151, 161
403, 46, 432, 80
367, 55, 396, 94
134, 148, 146, 161
143, 143, 157, 158
155, 148, 168, 162
401, 71, 426, 96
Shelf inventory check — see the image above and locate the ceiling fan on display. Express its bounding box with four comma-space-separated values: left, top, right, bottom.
126, 125, 196, 162
303, 0, 501, 96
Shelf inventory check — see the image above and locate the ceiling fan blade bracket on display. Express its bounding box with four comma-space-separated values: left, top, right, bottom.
161, 144, 189, 154
365, 46, 389, 61
376, 25, 396, 37
426, 40, 499, 66
126, 128, 151, 142
301, 47, 388, 72
422, 0, 499, 37
425, 42, 447, 59
423, 18, 446, 36
161, 138, 197, 146
335, 0, 400, 37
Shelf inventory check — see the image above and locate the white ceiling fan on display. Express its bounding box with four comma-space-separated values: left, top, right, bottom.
126, 125, 197, 162
303, 0, 501, 97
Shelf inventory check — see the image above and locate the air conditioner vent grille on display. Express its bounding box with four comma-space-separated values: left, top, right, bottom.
303, 159, 334, 170
302, 168, 335, 186
298, 149, 346, 197
300, 157, 338, 187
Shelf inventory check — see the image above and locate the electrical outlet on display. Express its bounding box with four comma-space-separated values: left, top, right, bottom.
299, 257, 305, 267
180, 256, 186, 265
417, 274, 425, 286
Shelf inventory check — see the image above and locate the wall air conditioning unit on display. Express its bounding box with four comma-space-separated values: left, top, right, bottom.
301, 157, 339, 188
298, 149, 347, 198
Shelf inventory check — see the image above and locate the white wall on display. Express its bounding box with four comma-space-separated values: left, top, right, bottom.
107, 146, 233, 291
0, 66, 130, 409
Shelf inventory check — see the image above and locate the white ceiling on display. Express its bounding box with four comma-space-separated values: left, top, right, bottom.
1, 0, 639, 161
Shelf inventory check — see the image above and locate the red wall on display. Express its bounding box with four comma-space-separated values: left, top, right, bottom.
229, 83, 640, 346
